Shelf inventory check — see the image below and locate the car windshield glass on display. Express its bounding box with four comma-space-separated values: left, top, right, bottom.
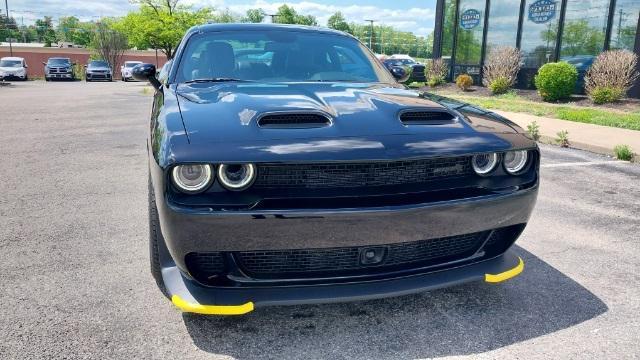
48, 59, 71, 65
125, 62, 140, 68
0, 60, 22, 67
176, 30, 394, 83
90, 61, 109, 67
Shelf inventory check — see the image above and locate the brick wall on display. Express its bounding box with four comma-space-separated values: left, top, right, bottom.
0, 46, 168, 78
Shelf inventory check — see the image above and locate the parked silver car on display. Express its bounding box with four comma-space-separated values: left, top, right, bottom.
85, 60, 113, 82
0, 57, 28, 80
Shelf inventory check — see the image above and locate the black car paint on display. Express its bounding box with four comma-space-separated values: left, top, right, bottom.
142, 24, 539, 310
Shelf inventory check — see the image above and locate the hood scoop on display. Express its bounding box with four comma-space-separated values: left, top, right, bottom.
257, 112, 332, 129
400, 110, 457, 126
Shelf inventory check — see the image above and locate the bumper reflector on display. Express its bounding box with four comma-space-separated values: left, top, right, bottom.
484, 257, 524, 283
171, 295, 254, 315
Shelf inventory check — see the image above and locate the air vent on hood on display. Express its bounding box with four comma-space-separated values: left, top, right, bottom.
257, 113, 332, 129
399, 110, 456, 125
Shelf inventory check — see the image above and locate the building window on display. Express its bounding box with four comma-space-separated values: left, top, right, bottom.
441, 0, 458, 59
520, 0, 562, 69
454, 0, 486, 66
485, 0, 521, 51
610, 0, 640, 51
560, 0, 609, 60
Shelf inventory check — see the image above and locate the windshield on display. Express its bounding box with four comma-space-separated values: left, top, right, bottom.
176, 30, 394, 83
48, 58, 71, 66
89, 61, 109, 67
0, 60, 22, 67
125, 62, 141, 68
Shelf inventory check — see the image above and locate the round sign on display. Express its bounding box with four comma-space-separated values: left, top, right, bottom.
460, 9, 481, 30
528, 0, 557, 24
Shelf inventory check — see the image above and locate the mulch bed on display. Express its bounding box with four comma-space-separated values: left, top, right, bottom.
424, 83, 640, 113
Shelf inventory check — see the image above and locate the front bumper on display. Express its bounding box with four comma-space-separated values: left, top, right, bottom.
47, 73, 73, 79
86, 73, 111, 80
156, 183, 537, 272
164, 250, 524, 314
0, 73, 26, 80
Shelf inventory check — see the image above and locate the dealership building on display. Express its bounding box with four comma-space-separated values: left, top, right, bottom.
432, 0, 640, 97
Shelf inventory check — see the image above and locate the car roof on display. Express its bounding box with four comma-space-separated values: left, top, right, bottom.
189, 23, 352, 38
1, 57, 24, 61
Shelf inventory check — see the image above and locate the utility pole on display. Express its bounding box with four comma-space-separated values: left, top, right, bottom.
365, 19, 376, 52
5, 0, 13, 56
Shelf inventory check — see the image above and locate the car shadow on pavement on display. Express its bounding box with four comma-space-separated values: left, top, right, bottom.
182, 246, 607, 359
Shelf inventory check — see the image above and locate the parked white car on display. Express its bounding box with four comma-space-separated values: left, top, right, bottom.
120, 61, 143, 81
0, 56, 28, 81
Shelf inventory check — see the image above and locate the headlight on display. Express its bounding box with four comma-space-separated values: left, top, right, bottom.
472, 153, 498, 175
171, 164, 213, 193
503, 150, 528, 174
217, 164, 256, 191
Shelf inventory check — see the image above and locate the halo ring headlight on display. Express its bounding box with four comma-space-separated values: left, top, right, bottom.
472, 153, 499, 175
504, 150, 528, 174
171, 164, 214, 193
217, 164, 256, 191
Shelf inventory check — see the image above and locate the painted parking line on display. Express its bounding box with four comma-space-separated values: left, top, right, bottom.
541, 160, 625, 168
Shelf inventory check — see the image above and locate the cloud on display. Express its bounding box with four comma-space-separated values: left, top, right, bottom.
218, 1, 435, 36
10, 0, 435, 36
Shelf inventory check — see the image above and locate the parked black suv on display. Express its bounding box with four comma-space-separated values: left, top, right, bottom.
44, 57, 75, 81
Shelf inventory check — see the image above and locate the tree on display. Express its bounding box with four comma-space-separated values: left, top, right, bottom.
274, 5, 317, 26
242, 9, 266, 23
35, 17, 57, 46
56, 16, 96, 46
114, 2, 213, 59
92, 20, 128, 70
0, 14, 19, 42
327, 12, 351, 33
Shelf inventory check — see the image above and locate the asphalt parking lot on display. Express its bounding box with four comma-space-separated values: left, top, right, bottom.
1, 80, 639, 359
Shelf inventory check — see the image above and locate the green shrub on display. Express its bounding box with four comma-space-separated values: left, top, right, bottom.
488, 76, 511, 95
455, 74, 473, 91
427, 76, 445, 87
534, 62, 578, 102
613, 144, 634, 161
556, 130, 569, 147
589, 86, 624, 104
526, 121, 540, 141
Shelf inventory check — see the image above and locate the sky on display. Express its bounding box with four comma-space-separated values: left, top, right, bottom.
5, 0, 437, 37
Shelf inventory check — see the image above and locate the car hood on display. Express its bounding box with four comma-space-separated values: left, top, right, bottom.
88, 67, 111, 71
0, 66, 24, 71
175, 82, 521, 146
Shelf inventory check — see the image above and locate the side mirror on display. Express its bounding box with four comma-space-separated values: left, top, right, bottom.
390, 66, 411, 83
24, 64, 28, 68
42, 62, 47, 66
132, 63, 161, 90
83, 64, 87, 68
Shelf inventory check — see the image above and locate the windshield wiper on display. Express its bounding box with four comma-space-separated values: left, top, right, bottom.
184, 78, 252, 84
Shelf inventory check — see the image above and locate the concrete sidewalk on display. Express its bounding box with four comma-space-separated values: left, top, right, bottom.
496, 110, 640, 157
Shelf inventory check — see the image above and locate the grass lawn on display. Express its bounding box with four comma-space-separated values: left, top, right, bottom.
429, 90, 640, 131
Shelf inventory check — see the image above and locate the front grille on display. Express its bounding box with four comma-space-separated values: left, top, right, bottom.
185, 252, 225, 283
254, 156, 471, 189
235, 231, 487, 278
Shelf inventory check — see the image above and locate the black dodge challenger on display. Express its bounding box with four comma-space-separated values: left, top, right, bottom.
133, 24, 538, 315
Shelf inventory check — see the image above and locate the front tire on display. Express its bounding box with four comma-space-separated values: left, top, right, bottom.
149, 175, 169, 298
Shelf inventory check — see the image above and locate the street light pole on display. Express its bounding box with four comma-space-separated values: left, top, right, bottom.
5, 0, 13, 56
365, 19, 375, 51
